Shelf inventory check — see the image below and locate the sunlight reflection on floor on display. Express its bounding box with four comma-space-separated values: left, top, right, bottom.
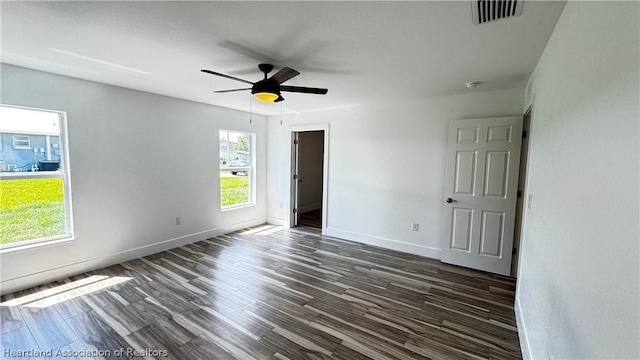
1, 276, 132, 308
240, 225, 285, 236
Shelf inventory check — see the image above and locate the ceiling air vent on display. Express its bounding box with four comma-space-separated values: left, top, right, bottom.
472, 0, 523, 25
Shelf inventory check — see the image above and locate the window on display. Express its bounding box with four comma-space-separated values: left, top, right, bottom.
219, 130, 255, 209
12, 135, 31, 149
0, 105, 73, 248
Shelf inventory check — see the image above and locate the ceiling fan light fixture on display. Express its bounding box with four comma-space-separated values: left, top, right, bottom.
252, 78, 280, 102
253, 92, 279, 102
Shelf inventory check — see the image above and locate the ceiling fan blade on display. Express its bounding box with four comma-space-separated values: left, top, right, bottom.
214, 88, 252, 93
201, 69, 254, 85
274, 95, 285, 102
280, 85, 328, 95
270, 67, 300, 85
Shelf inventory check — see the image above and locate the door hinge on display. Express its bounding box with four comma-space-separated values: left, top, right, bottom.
512, 247, 517, 255
522, 131, 527, 139
293, 139, 299, 145
293, 208, 298, 213
293, 174, 298, 180
517, 190, 522, 198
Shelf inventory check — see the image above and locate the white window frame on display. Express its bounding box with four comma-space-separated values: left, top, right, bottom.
12, 135, 31, 149
0, 105, 74, 251
219, 129, 255, 210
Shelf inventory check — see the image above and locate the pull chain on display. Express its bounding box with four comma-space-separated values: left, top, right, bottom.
249, 94, 253, 124
280, 101, 283, 125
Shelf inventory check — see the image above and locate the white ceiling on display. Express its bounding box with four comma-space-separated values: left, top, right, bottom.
1, 1, 566, 116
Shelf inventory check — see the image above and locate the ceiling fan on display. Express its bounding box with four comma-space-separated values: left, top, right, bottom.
201, 63, 328, 103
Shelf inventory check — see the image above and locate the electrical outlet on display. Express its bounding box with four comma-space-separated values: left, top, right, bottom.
411, 222, 419, 231
175, 217, 181, 225
280, 202, 284, 209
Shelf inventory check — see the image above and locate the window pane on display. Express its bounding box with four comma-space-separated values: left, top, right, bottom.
1, 106, 62, 172
220, 169, 250, 207
1, 105, 71, 247
220, 131, 250, 168
0, 177, 67, 244
219, 130, 254, 209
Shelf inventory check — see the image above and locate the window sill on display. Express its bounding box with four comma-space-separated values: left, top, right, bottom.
0, 235, 75, 254
221, 203, 255, 212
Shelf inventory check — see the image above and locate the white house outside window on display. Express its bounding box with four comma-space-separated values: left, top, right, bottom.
0, 105, 73, 248
219, 130, 255, 209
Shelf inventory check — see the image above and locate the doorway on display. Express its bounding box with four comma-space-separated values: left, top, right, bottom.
295, 131, 324, 228
288, 125, 329, 233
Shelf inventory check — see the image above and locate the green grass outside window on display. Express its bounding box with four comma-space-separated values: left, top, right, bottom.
0, 178, 67, 245
221, 176, 250, 208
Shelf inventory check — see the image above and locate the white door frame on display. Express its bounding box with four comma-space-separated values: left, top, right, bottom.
287, 124, 329, 234
511, 105, 533, 276
516, 102, 535, 279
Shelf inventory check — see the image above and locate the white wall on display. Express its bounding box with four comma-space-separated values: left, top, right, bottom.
298, 131, 324, 213
267, 88, 524, 257
516, 2, 639, 359
0, 64, 268, 294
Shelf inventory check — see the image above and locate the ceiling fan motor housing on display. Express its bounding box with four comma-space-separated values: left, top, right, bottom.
252, 78, 280, 96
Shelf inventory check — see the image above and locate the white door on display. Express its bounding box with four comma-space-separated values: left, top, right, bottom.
441, 117, 523, 276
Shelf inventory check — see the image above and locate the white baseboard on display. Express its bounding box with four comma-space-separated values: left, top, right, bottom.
0, 217, 267, 295
266, 216, 285, 226
300, 203, 321, 214
325, 227, 441, 259
515, 296, 532, 360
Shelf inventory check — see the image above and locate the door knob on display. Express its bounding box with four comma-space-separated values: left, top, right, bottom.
445, 198, 455, 203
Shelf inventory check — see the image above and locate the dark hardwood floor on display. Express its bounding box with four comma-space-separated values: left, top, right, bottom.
0, 225, 521, 359
298, 209, 322, 228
